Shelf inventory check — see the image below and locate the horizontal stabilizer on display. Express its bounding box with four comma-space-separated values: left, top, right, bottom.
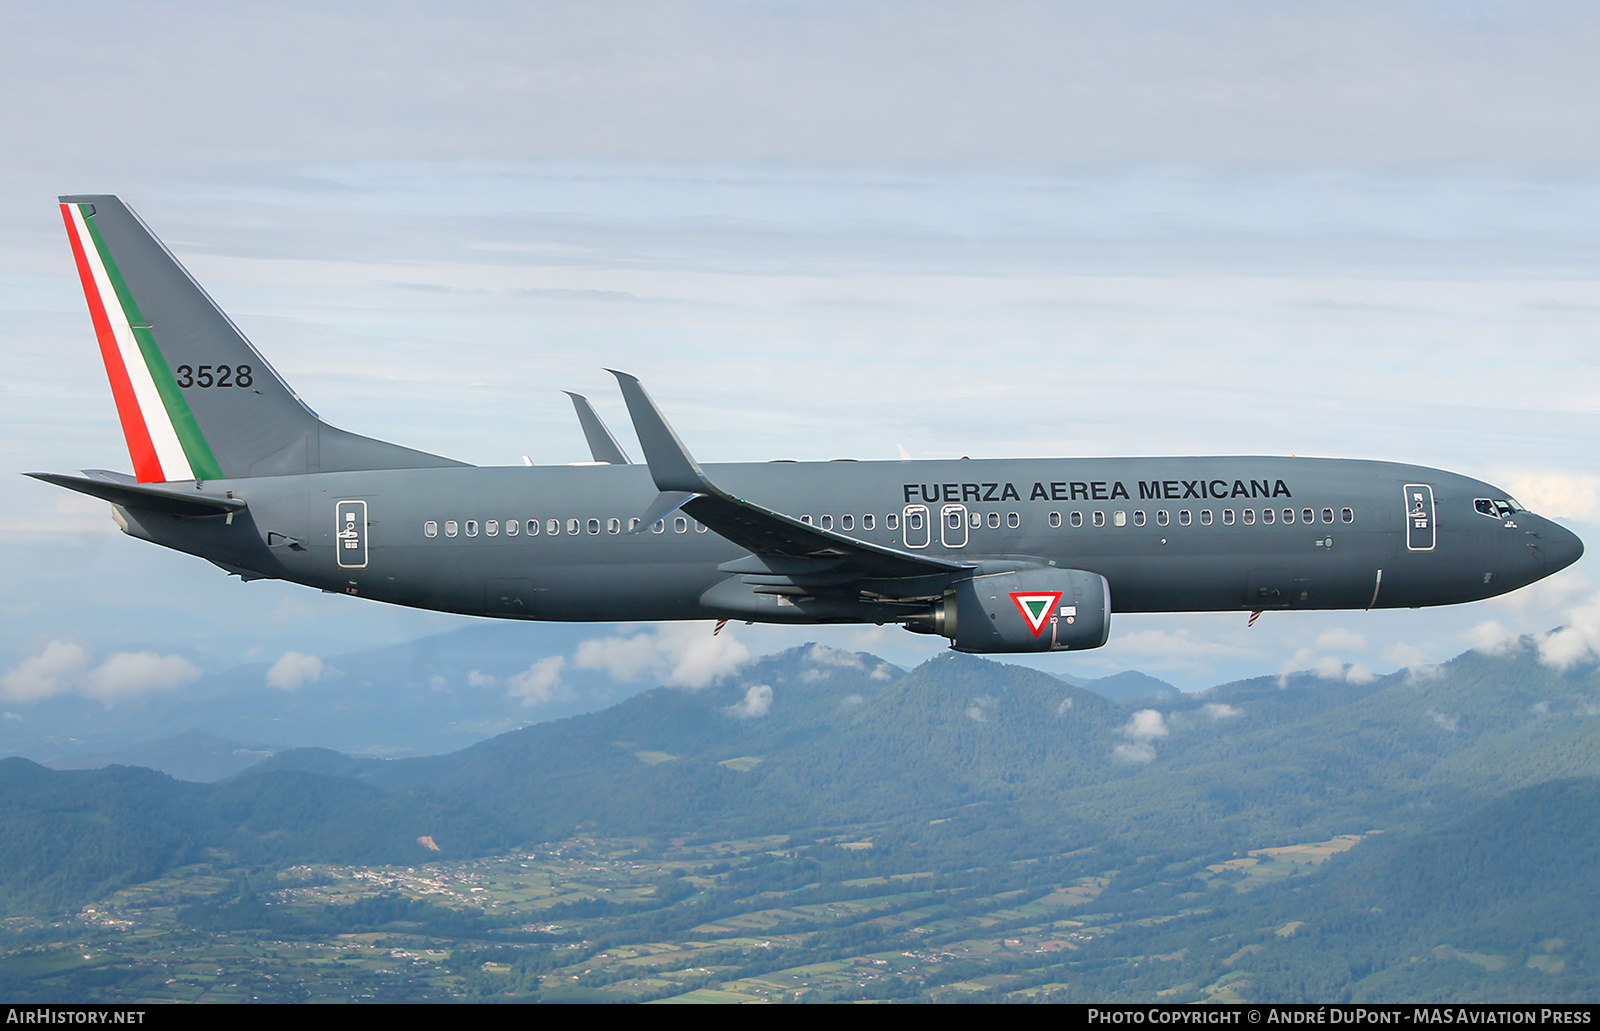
27, 471, 246, 517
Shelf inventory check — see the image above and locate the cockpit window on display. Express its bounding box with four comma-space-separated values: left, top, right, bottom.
1476, 498, 1523, 519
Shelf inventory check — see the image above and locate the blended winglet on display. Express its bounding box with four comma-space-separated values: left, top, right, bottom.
607, 370, 714, 494
563, 391, 632, 465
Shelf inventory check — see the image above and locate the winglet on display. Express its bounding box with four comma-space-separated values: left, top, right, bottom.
607, 371, 715, 494
563, 391, 632, 465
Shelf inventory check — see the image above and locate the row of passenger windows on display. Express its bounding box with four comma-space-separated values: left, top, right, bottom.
424, 517, 709, 538
422, 505, 1356, 539
1050, 506, 1354, 529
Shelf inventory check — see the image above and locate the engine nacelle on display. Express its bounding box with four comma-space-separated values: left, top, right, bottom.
920, 567, 1111, 653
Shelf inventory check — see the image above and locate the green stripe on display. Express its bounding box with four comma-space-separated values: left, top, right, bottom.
80, 207, 224, 480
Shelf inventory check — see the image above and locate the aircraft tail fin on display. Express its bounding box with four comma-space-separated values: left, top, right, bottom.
58, 195, 467, 482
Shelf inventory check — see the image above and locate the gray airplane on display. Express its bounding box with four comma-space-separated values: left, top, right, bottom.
32, 195, 1584, 655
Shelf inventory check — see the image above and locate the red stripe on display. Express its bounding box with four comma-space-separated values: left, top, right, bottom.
60, 204, 166, 483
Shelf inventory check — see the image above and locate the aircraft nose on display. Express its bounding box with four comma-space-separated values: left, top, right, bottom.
1542, 519, 1584, 572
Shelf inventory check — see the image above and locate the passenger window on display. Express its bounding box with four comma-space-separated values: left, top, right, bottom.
886, 513, 899, 530
1263, 509, 1275, 525
1178, 510, 1191, 526
969, 511, 981, 528
1092, 511, 1106, 527
1243, 509, 1255, 525
651, 520, 665, 534
1279, 509, 1291, 524
1113, 510, 1127, 527
567, 518, 580, 535
1222, 509, 1235, 525
674, 517, 688, 533
1133, 510, 1146, 527
863, 514, 875, 530
424, 520, 438, 538
801, 515, 813, 525
1156, 510, 1169, 527
465, 520, 479, 537
1323, 508, 1334, 523
820, 514, 834, 530
587, 518, 600, 535
527, 519, 540, 536
547, 518, 560, 536
1342, 507, 1354, 523
486, 519, 499, 536
1071, 511, 1084, 528
695, 521, 708, 533
607, 518, 621, 534
987, 511, 1000, 528
1049, 511, 1061, 528
445, 520, 458, 537
907, 510, 924, 531
841, 514, 854, 531
628, 518, 640, 532
1199, 509, 1213, 526
506, 518, 518, 536
1302, 508, 1314, 524
1007, 512, 1021, 528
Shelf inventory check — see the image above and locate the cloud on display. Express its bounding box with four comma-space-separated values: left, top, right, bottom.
1537, 593, 1600, 670
1202, 703, 1241, 720
506, 656, 567, 706
806, 644, 864, 669
1113, 742, 1157, 764
0, 643, 198, 703
1110, 629, 1259, 659
1278, 649, 1375, 687
1466, 621, 1521, 655
1315, 628, 1367, 651
1429, 710, 1460, 733
1501, 473, 1600, 523
466, 669, 498, 687
723, 683, 773, 719
1384, 642, 1431, 669
966, 696, 996, 722
574, 624, 749, 689
1055, 696, 1074, 716
83, 652, 199, 702
1124, 709, 1169, 741
265, 652, 323, 690
0, 641, 88, 702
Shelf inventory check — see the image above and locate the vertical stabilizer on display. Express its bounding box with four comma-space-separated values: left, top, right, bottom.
59, 196, 467, 481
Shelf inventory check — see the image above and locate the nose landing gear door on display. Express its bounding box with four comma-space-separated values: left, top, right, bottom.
1404, 484, 1435, 552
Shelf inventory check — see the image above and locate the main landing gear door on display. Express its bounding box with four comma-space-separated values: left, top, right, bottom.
336, 499, 368, 569
1404, 484, 1435, 552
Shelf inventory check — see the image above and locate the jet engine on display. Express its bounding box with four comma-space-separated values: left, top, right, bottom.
907, 566, 1111, 653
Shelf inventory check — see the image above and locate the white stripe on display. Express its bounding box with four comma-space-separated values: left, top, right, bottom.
70, 205, 193, 482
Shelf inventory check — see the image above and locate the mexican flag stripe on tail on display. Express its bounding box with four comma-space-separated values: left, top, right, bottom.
59, 202, 221, 483
1010, 592, 1063, 637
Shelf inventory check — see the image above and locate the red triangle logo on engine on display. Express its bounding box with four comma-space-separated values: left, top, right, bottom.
1010, 592, 1063, 637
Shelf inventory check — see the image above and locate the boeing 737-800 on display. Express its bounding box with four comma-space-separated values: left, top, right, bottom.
29, 196, 1584, 654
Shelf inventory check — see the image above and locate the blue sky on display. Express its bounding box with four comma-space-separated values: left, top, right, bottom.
4, 1, 1600, 708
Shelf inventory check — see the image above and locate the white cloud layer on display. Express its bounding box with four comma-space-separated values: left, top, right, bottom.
1, 642, 198, 703
507, 656, 568, 706
723, 684, 773, 719
265, 651, 323, 690
574, 624, 749, 689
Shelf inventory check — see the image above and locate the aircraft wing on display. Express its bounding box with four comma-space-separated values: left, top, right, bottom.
564, 391, 632, 464
609, 371, 968, 582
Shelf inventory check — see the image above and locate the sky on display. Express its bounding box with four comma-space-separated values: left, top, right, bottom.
4, 0, 1600, 713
